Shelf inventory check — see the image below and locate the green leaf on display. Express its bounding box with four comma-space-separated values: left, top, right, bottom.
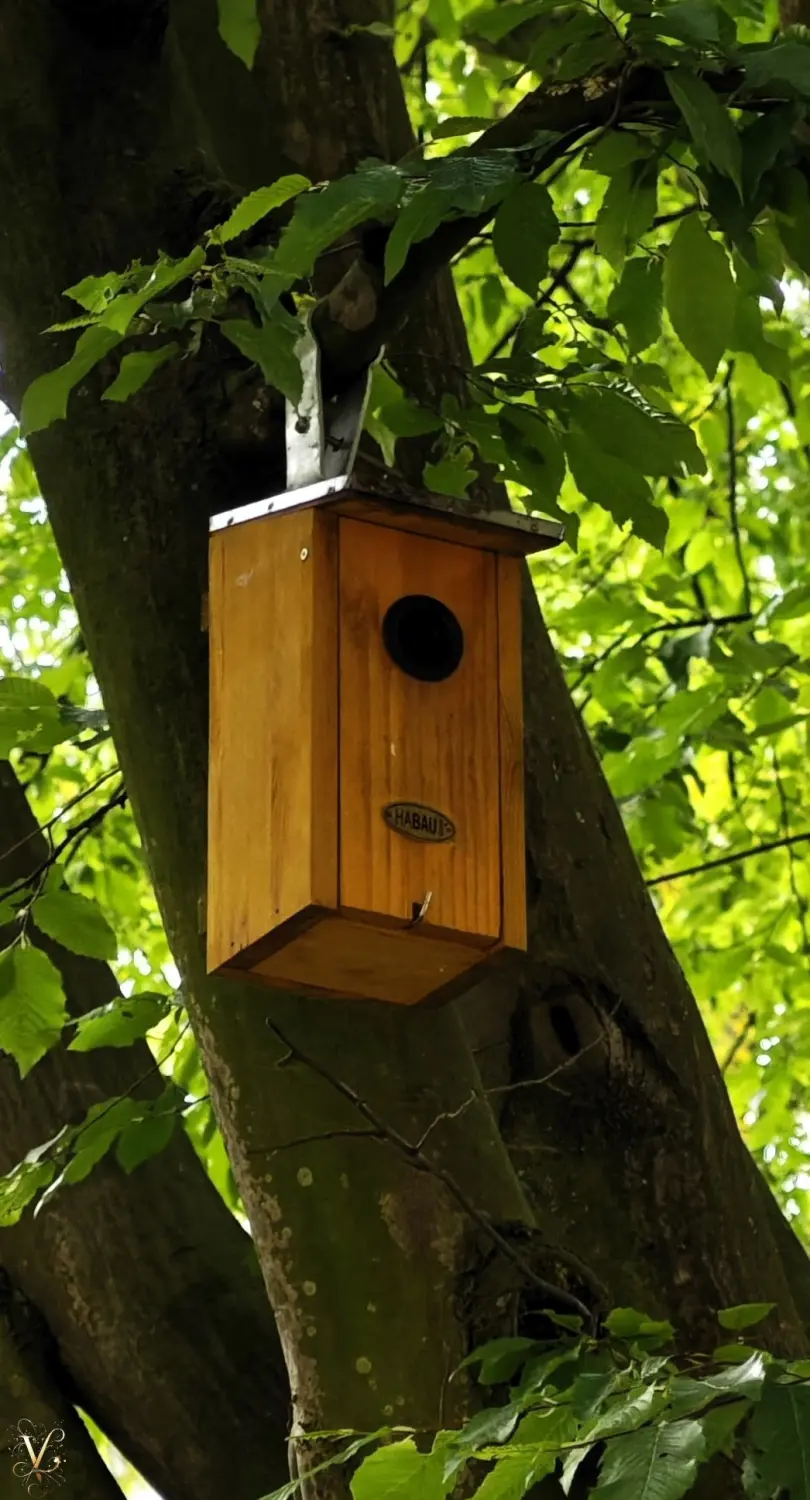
385, 154, 518, 283
453, 1403, 522, 1450
492, 182, 560, 296
102, 343, 180, 403
33, 888, 118, 961
593, 1418, 705, 1500
569, 386, 705, 478
717, 1303, 775, 1330
0, 946, 68, 1076
69, 994, 170, 1052
116, 1109, 176, 1174
769, 583, 810, 621
666, 70, 743, 197
595, 159, 658, 269
743, 37, 810, 97
699, 1399, 750, 1459
748, 1380, 810, 1500
430, 116, 493, 138
0, 676, 68, 756
664, 216, 735, 378
460, 1337, 538, 1385
378, 399, 444, 437
21, 325, 124, 435
423, 449, 476, 497
475, 1451, 556, 1499
351, 1438, 446, 1500
221, 307, 303, 404
217, 0, 261, 67
211, 177, 311, 244
499, 407, 566, 508
668, 1353, 767, 1417
604, 1309, 676, 1341
607, 258, 663, 354
566, 433, 667, 548
99, 248, 206, 335
277, 160, 402, 281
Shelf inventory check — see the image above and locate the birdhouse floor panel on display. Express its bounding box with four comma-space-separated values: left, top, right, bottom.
245, 911, 494, 1006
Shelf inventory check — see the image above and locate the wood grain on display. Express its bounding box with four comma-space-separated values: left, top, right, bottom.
251, 914, 484, 1005
497, 555, 527, 951
338, 518, 501, 942
207, 509, 338, 972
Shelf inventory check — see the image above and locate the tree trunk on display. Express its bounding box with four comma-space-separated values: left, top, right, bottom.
0, 762, 291, 1500
0, 2, 808, 1496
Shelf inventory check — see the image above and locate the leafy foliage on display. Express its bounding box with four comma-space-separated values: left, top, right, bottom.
255, 1312, 810, 1500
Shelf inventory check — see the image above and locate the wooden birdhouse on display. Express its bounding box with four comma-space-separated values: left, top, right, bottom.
206, 345, 563, 1006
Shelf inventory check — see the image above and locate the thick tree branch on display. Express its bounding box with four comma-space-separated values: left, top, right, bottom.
0, 761, 291, 1500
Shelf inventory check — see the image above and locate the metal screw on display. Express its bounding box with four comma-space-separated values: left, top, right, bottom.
300, 547, 309, 561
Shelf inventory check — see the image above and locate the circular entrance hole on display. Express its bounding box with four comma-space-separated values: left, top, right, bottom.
382, 594, 464, 683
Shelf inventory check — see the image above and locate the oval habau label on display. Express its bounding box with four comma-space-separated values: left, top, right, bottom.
383, 802, 456, 843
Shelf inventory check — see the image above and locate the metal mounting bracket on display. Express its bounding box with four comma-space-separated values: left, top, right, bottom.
285, 320, 377, 491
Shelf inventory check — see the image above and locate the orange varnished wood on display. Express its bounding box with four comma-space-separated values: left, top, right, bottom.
207, 509, 338, 972
250, 913, 485, 1005
497, 555, 527, 952
338, 518, 501, 942
331, 493, 559, 556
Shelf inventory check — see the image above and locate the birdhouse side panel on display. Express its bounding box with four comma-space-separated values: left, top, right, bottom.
337, 518, 501, 943
207, 509, 338, 973
497, 554, 527, 952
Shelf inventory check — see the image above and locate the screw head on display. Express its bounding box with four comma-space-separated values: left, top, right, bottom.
300, 547, 309, 561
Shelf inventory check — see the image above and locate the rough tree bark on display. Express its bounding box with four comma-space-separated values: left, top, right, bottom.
0, 761, 291, 1500
0, 0, 807, 1496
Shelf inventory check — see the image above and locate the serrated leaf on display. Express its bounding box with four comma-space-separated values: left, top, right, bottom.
0, 946, 68, 1076
33, 888, 118, 961
386, 154, 518, 283
607, 258, 663, 354
69, 994, 170, 1052
221, 308, 303, 404
493, 182, 560, 296
102, 342, 180, 403
21, 325, 124, 435
718, 1302, 775, 1330
217, 0, 261, 67
664, 216, 735, 377
566, 433, 667, 548
748, 1380, 810, 1500
277, 160, 402, 282
570, 386, 705, 477
211, 177, 311, 244
0, 1161, 56, 1228
454, 1403, 522, 1450
593, 1418, 705, 1500
595, 158, 658, 269
666, 70, 743, 197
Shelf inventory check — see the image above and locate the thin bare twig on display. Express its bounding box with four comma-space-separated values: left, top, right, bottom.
265, 1019, 593, 1323
725, 365, 752, 616
720, 1010, 757, 1075
646, 831, 810, 887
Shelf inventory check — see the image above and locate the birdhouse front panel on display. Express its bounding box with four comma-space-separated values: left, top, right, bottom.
338, 518, 501, 945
